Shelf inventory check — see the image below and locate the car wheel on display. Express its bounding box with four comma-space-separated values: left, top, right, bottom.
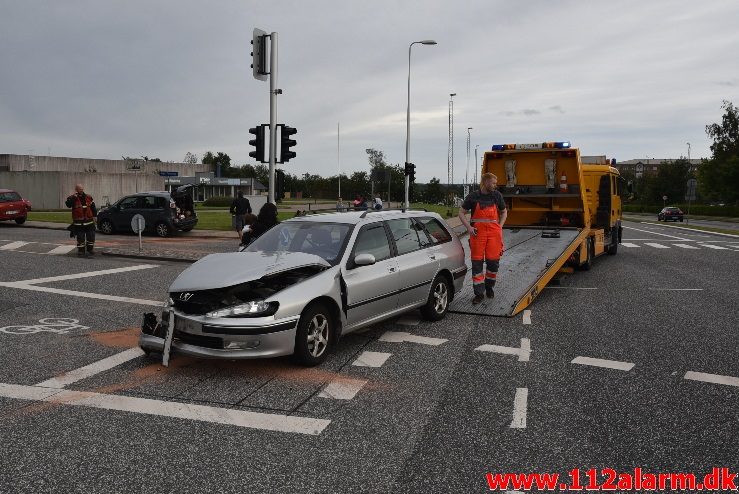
421, 275, 450, 321
293, 303, 333, 366
14, 217, 26, 225
155, 222, 171, 237
99, 219, 114, 234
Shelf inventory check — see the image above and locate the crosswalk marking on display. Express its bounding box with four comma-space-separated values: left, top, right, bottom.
673, 243, 699, 249
644, 242, 669, 249
47, 245, 78, 255
700, 244, 729, 250
352, 351, 392, 368
0, 241, 30, 251
318, 378, 368, 400
620, 242, 640, 248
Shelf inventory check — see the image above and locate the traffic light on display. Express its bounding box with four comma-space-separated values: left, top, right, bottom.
279, 125, 297, 163
251, 29, 268, 81
404, 162, 416, 182
275, 169, 285, 200
249, 125, 266, 163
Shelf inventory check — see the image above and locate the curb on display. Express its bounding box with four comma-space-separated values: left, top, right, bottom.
22, 221, 235, 239
101, 250, 199, 263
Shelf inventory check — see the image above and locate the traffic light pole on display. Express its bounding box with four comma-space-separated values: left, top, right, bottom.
268, 32, 278, 204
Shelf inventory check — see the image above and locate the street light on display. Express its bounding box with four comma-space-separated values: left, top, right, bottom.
474, 144, 479, 186
465, 127, 473, 188
405, 39, 437, 209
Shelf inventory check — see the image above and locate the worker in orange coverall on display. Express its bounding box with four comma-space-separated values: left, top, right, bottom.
458, 172, 508, 304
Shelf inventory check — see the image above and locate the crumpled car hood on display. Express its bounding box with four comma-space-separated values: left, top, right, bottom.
169, 251, 331, 292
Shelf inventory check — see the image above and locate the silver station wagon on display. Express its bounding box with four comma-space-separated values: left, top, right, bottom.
140, 209, 467, 366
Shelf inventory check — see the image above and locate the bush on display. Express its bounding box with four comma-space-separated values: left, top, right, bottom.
623, 203, 739, 217
202, 196, 233, 207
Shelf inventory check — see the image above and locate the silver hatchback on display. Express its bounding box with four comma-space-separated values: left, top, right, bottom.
140, 210, 467, 366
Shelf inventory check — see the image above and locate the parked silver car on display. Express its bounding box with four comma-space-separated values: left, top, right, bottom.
140, 210, 467, 365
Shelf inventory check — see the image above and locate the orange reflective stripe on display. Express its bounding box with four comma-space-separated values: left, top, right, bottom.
485, 272, 497, 279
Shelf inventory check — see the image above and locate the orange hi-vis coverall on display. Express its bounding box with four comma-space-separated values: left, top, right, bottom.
463, 190, 506, 296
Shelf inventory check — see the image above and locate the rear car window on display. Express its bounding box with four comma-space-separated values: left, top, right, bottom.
418, 217, 452, 244
0, 192, 22, 202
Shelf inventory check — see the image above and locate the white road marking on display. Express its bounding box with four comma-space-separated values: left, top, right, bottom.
0, 282, 163, 306
352, 351, 392, 367
620, 242, 640, 248
0, 382, 330, 435
509, 388, 528, 429
641, 222, 739, 239
684, 371, 739, 388
545, 286, 598, 290
648, 288, 703, 291
35, 348, 145, 388
0, 241, 30, 251
0, 318, 88, 335
396, 315, 420, 326
46, 245, 77, 255
571, 356, 635, 371
379, 331, 447, 346
522, 310, 531, 325
16, 264, 159, 285
318, 378, 368, 400
673, 243, 699, 249
700, 244, 729, 250
475, 338, 531, 362
645, 242, 670, 249
622, 225, 688, 240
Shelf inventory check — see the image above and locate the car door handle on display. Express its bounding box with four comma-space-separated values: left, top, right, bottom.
388, 267, 397, 272
428, 254, 436, 260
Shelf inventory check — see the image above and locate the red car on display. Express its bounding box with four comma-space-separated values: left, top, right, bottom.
0, 189, 32, 225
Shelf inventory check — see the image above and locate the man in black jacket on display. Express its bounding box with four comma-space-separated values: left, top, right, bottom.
230, 192, 252, 240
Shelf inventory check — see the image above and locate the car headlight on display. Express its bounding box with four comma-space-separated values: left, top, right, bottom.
206, 301, 278, 318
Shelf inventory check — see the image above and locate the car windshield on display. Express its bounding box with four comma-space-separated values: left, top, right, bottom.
245, 221, 353, 265
0, 192, 22, 202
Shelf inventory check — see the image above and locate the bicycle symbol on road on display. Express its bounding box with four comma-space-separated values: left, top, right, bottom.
0, 318, 89, 335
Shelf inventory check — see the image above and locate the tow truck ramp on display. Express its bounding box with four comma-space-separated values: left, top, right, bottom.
449, 227, 585, 317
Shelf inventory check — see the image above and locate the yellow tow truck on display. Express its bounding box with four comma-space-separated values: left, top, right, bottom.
449, 141, 622, 316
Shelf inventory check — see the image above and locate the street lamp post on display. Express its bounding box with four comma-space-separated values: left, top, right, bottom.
465, 127, 473, 187
474, 144, 479, 186
405, 39, 437, 209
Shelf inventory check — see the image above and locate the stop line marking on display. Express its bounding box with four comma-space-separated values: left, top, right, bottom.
379, 331, 447, 346
476, 338, 531, 362
684, 371, 739, 388
16, 264, 159, 285
35, 348, 145, 389
318, 378, 368, 400
0, 382, 330, 435
0, 282, 163, 307
571, 356, 635, 372
352, 351, 392, 367
0, 241, 30, 251
509, 388, 528, 429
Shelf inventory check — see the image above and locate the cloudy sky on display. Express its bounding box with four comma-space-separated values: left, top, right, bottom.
1, 0, 738, 182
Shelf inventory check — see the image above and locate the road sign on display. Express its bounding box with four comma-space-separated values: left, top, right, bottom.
159, 171, 178, 177
662, 195, 667, 201
131, 214, 145, 233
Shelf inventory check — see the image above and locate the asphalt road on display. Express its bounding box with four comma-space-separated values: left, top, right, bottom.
0, 221, 737, 493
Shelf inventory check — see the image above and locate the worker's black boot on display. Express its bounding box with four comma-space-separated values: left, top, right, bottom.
486, 289, 495, 299
472, 294, 484, 305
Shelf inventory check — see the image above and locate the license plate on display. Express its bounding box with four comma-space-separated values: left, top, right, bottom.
175, 316, 201, 333
5, 210, 17, 215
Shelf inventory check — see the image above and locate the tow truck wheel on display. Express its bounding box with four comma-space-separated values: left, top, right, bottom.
581, 238, 593, 271
607, 231, 618, 256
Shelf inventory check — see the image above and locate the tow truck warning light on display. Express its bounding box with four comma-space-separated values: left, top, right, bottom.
491, 141, 571, 151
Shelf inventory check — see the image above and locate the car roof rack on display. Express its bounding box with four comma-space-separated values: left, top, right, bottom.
286, 207, 430, 219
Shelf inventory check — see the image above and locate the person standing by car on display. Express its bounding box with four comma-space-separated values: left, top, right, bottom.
458, 173, 507, 304
65, 184, 98, 257
229, 191, 252, 240
241, 202, 280, 246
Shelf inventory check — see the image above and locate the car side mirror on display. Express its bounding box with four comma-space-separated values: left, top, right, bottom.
353, 253, 376, 266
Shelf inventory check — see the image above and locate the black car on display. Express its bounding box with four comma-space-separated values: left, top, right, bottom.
97, 185, 198, 237
657, 206, 684, 222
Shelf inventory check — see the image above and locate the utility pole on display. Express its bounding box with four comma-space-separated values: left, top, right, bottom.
268, 32, 279, 204
448, 93, 455, 204
337, 122, 341, 200
474, 144, 479, 186
465, 127, 472, 189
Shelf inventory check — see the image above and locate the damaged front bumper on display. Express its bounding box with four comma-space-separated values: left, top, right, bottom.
139, 310, 300, 360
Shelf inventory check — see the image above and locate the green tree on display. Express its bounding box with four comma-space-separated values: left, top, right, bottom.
700, 100, 739, 204
201, 151, 231, 175
424, 177, 444, 204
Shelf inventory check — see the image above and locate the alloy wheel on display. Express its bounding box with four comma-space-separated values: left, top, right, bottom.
306, 314, 329, 358
433, 281, 448, 314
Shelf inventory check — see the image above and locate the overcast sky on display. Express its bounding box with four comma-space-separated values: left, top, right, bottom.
1, 0, 738, 182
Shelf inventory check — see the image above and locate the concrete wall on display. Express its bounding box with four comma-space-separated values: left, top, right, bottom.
0, 171, 166, 209
0, 154, 212, 176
